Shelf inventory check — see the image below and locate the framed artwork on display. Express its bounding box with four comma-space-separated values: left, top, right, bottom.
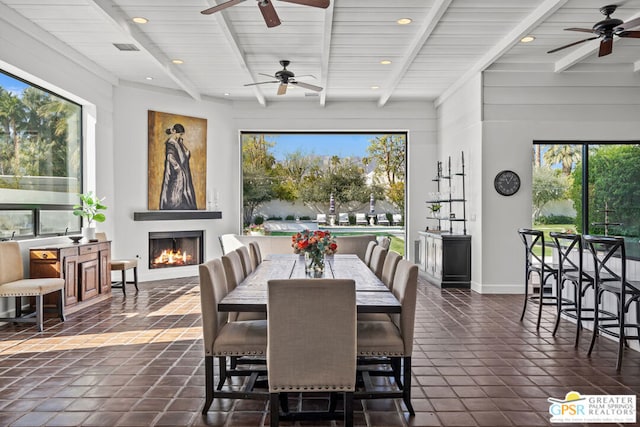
148, 110, 207, 210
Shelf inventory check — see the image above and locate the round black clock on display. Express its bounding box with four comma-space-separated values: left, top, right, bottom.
494, 170, 520, 196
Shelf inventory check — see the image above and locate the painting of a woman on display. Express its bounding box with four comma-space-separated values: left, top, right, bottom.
159, 123, 197, 210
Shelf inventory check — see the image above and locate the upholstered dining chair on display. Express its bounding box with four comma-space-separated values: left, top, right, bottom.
583, 235, 640, 371
517, 228, 559, 329
199, 258, 267, 414
356, 259, 418, 415
267, 278, 356, 427
364, 240, 377, 266
0, 241, 66, 332
222, 251, 264, 322
381, 250, 402, 290
96, 232, 138, 294
248, 241, 262, 270
377, 235, 391, 250
237, 245, 254, 277
368, 245, 387, 278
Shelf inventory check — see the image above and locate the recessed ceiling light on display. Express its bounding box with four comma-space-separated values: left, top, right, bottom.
380, 60, 392, 65
371, 85, 380, 90
132, 17, 148, 24
145, 77, 153, 80
171, 59, 184, 64
224, 93, 230, 96
396, 18, 412, 25
520, 35, 535, 43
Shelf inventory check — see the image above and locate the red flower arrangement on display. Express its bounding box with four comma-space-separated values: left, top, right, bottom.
291, 229, 338, 256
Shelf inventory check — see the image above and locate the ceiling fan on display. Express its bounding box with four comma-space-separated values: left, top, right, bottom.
547, 4, 640, 57
244, 60, 323, 95
201, 0, 330, 28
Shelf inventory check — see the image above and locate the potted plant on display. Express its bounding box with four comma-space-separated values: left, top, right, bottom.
73, 191, 107, 240
428, 203, 441, 215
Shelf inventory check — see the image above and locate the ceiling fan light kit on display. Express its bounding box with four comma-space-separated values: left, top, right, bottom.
547, 4, 640, 57
244, 60, 323, 95
201, 0, 329, 28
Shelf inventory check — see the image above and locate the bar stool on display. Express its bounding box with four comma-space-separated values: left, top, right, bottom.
517, 228, 559, 329
583, 235, 640, 371
96, 232, 138, 294
549, 232, 596, 347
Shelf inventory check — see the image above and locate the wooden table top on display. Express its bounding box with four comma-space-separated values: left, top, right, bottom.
218, 254, 401, 314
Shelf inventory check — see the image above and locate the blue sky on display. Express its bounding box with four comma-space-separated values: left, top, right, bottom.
261, 133, 388, 160
0, 73, 27, 96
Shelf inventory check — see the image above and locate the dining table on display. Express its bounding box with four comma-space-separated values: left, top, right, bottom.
218, 253, 401, 314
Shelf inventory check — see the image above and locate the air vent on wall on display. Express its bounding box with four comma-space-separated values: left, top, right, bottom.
113, 43, 139, 51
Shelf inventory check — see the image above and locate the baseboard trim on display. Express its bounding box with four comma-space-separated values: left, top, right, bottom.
470, 282, 523, 294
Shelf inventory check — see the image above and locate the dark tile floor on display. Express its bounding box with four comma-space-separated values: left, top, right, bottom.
0, 275, 639, 426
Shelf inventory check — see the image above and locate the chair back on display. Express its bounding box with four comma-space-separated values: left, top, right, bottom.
391, 260, 419, 355
364, 241, 377, 265
335, 234, 377, 261
0, 241, 24, 284
96, 232, 107, 242
381, 250, 402, 289
549, 232, 585, 279
248, 241, 262, 270
218, 234, 244, 255
221, 250, 245, 292
518, 228, 554, 271
583, 235, 626, 290
369, 246, 387, 278
236, 246, 254, 276
377, 235, 391, 250
267, 279, 356, 392
198, 258, 229, 356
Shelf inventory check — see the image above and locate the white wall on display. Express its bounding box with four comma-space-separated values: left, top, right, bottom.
481, 68, 640, 293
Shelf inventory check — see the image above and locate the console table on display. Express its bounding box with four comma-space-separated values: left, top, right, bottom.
29, 241, 112, 313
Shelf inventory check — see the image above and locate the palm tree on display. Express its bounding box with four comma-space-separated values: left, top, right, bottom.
543, 145, 580, 175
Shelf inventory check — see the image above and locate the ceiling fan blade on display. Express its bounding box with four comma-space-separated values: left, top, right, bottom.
277, 83, 288, 95
259, 0, 281, 28
290, 81, 323, 92
547, 36, 599, 54
278, 0, 330, 8
598, 37, 613, 57
618, 30, 640, 38
201, 0, 246, 15
564, 27, 596, 33
244, 81, 279, 86
615, 16, 640, 32
259, 73, 276, 79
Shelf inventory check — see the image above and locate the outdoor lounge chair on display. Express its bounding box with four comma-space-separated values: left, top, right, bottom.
356, 213, 367, 225
316, 213, 327, 225
392, 214, 402, 225
338, 213, 349, 225
377, 213, 390, 225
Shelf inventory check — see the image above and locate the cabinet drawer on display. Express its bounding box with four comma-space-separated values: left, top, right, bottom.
79, 244, 98, 255
30, 250, 59, 261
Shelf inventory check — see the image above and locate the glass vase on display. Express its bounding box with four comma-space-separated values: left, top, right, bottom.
305, 251, 325, 278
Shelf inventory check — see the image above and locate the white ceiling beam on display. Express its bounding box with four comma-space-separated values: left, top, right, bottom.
0, 2, 118, 86
377, 0, 453, 107
319, 2, 335, 107
90, 0, 202, 101
634, 60, 640, 72
435, 0, 568, 107
554, 11, 640, 72
204, 1, 266, 106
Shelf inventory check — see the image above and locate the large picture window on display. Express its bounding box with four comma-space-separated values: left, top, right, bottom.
241, 132, 407, 255
532, 141, 640, 258
0, 70, 82, 239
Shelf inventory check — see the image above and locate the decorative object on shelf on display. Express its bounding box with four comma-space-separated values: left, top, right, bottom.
73, 192, 107, 241
68, 235, 83, 244
291, 229, 337, 277
494, 170, 521, 196
427, 152, 467, 235
429, 203, 442, 214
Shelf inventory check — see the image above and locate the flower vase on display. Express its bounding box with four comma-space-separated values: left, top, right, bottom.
82, 227, 96, 241
305, 251, 325, 278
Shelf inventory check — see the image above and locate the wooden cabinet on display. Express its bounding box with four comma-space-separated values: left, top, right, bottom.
418, 231, 471, 288
30, 241, 111, 312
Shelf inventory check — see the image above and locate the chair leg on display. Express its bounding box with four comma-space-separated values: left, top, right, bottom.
133, 267, 139, 291
520, 270, 529, 322
552, 279, 563, 336
14, 296, 22, 318
574, 285, 582, 348
35, 295, 43, 332
121, 270, 126, 295
217, 356, 227, 391
616, 293, 625, 372
202, 355, 214, 414
588, 289, 601, 356
344, 391, 354, 427
58, 288, 66, 322
270, 393, 280, 427
536, 272, 544, 330
402, 356, 415, 416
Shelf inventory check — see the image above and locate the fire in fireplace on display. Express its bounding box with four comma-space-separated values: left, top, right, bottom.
149, 230, 203, 269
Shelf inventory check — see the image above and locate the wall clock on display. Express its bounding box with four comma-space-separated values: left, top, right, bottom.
494, 170, 520, 196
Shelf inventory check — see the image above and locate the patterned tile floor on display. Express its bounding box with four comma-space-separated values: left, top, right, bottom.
0, 275, 639, 426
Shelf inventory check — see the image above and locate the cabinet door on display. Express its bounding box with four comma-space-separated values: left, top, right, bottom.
425, 236, 435, 275
99, 249, 111, 294
433, 237, 443, 278
64, 257, 79, 306
79, 259, 99, 300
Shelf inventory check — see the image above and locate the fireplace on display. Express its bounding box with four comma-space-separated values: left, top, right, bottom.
149, 230, 203, 269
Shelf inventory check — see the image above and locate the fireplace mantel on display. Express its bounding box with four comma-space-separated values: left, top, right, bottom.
133, 211, 222, 221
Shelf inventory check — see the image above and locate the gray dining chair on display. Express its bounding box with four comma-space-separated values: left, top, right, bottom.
248, 241, 262, 270
381, 250, 402, 290
198, 258, 267, 414
267, 278, 356, 427
222, 250, 265, 322
368, 245, 387, 278
364, 240, 377, 266
356, 259, 418, 415
237, 245, 254, 276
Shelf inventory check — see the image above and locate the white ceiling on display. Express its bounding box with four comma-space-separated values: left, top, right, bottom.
2, 0, 640, 107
